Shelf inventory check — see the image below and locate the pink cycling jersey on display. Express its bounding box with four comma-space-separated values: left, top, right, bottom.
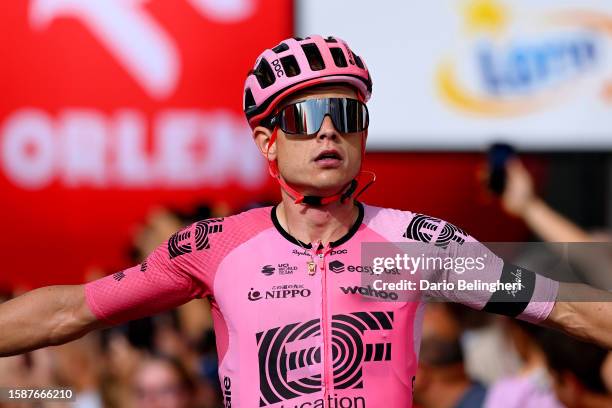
85, 203, 558, 408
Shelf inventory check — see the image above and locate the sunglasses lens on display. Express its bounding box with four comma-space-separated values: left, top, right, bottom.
278, 98, 368, 135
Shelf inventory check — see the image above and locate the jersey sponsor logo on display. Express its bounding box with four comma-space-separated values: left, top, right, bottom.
248, 285, 311, 302
292, 249, 310, 257
329, 248, 348, 256
255, 312, 393, 406
403, 214, 467, 248
482, 263, 535, 318
223, 376, 232, 408
261, 265, 275, 276
329, 260, 345, 273
330, 262, 400, 276
112, 271, 126, 281
168, 218, 223, 259
261, 263, 298, 276
276, 394, 366, 408
271, 59, 285, 77
140, 259, 148, 272
340, 285, 399, 301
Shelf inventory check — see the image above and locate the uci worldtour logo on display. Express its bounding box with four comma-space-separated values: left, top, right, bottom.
261, 265, 275, 276
248, 285, 311, 302
261, 263, 298, 276
256, 312, 393, 407
403, 214, 467, 249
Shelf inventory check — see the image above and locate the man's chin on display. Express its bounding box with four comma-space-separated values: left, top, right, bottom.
301, 180, 354, 197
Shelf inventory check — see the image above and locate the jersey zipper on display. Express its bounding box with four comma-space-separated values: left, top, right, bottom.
316, 242, 333, 401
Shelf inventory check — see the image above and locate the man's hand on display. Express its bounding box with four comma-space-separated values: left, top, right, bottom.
501, 159, 536, 217
0, 285, 105, 357
544, 282, 612, 349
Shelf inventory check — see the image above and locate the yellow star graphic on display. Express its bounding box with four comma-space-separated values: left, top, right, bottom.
463, 0, 509, 35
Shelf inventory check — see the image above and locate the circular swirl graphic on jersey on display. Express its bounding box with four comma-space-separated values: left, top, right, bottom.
256, 312, 394, 406
168, 218, 223, 259
403, 214, 466, 249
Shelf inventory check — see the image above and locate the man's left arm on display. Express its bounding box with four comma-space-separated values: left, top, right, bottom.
542, 282, 612, 349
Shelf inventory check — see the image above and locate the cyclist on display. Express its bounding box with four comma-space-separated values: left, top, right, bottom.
1, 35, 611, 408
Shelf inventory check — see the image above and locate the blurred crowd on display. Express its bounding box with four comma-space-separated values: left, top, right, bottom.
0, 157, 611, 408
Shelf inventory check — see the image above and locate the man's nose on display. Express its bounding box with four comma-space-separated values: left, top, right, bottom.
316, 115, 339, 140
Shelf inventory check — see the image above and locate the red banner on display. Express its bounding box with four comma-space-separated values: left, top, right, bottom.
0, 0, 291, 288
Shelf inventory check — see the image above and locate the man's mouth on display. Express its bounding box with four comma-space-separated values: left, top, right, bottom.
314, 150, 343, 166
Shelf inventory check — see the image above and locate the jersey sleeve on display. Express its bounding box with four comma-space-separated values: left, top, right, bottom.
84, 219, 223, 326
404, 214, 559, 323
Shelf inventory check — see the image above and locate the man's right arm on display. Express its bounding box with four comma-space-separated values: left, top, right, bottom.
0, 218, 224, 357
0, 285, 105, 357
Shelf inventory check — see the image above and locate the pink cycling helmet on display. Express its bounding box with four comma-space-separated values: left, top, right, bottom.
243, 35, 372, 129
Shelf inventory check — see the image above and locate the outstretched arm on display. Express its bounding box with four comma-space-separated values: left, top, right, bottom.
0, 285, 104, 357
543, 282, 612, 349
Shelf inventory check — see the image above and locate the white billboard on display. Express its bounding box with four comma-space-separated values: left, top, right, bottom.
297, 0, 612, 150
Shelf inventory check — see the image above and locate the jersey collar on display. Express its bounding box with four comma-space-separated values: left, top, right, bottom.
271, 201, 364, 249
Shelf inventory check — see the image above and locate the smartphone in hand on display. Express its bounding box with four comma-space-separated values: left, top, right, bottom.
487, 143, 516, 195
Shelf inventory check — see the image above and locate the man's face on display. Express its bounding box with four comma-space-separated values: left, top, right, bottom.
132, 360, 190, 408
255, 85, 366, 197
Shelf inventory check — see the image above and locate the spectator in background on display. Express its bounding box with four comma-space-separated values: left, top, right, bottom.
499, 157, 612, 392
414, 304, 487, 408
500, 159, 612, 289
131, 354, 197, 408
483, 320, 562, 408
537, 330, 612, 408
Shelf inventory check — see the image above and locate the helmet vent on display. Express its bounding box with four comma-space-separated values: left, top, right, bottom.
354, 55, 365, 69
244, 88, 256, 109
280, 55, 301, 77
301, 43, 325, 71
272, 43, 289, 54
254, 59, 276, 89
330, 47, 348, 68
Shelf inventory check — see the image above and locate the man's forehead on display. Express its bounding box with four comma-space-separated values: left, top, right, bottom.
280, 85, 358, 108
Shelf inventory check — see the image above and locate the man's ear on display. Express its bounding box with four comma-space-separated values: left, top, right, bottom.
253, 126, 277, 161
